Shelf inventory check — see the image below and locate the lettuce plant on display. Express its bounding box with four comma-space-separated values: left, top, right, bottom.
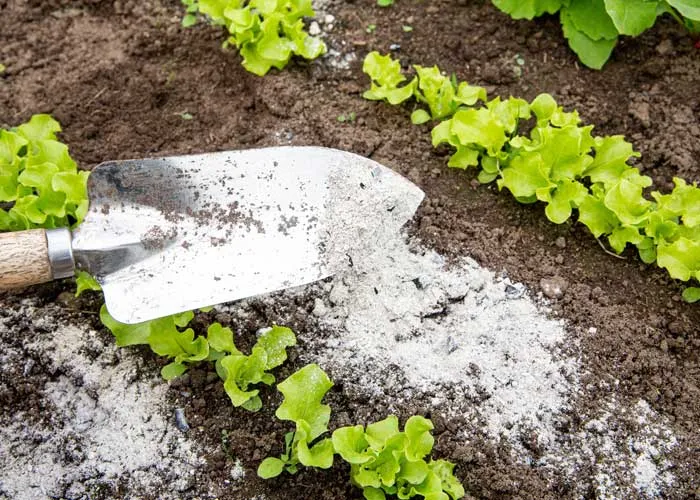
210, 324, 297, 411
332, 415, 465, 500
362, 52, 700, 302
0, 114, 89, 231
100, 307, 298, 406
100, 306, 211, 380
258, 363, 335, 477
491, 0, 700, 69
259, 364, 465, 499
181, 0, 326, 76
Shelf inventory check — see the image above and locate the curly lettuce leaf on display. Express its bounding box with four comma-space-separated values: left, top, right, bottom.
217, 325, 296, 410
363, 52, 417, 105
181, 0, 325, 76
0, 115, 88, 231
259, 364, 335, 477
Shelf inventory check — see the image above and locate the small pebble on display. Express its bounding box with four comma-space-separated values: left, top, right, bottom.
312, 298, 327, 317
174, 408, 190, 432
555, 237, 566, 248
540, 276, 569, 299
445, 336, 459, 354
23, 359, 35, 376
504, 282, 525, 299
308, 21, 321, 36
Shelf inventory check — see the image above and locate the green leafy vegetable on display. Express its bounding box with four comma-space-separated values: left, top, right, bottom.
0, 115, 89, 232
362, 52, 700, 301
101, 305, 298, 399
491, 0, 564, 19
258, 363, 335, 477
100, 305, 210, 380
74, 270, 102, 297
213, 324, 297, 411
560, 8, 617, 69
491, 0, 700, 68
604, 0, 659, 36
180, 0, 326, 76
332, 415, 465, 500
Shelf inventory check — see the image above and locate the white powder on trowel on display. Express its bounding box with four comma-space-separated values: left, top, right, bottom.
0, 303, 202, 500
303, 227, 577, 450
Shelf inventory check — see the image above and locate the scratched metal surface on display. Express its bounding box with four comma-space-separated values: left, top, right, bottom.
72, 147, 424, 323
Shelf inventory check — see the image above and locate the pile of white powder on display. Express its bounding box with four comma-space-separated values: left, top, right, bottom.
0, 301, 202, 500
292, 226, 678, 497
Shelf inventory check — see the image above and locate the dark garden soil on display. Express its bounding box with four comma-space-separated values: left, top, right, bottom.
1, 0, 699, 499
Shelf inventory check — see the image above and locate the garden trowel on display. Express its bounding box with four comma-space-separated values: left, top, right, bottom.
0, 147, 424, 324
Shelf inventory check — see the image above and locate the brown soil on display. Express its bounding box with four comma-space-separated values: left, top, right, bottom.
1, 0, 699, 499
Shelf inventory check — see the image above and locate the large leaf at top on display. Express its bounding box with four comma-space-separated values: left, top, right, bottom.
492, 0, 564, 19
666, 0, 700, 20
566, 0, 619, 40
561, 9, 618, 69
604, 0, 660, 35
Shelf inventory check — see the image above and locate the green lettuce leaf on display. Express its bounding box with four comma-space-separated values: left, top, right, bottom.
666, 0, 700, 21
491, 0, 564, 19
603, 0, 660, 35
560, 9, 618, 69
566, 0, 618, 40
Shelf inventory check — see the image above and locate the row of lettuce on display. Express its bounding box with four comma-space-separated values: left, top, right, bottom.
175, 0, 700, 74
105, 311, 464, 500
362, 51, 700, 302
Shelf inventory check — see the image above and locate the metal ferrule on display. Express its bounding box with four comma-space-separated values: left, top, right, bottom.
46, 228, 75, 279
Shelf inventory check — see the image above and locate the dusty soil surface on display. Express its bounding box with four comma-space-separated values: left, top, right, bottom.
1, 0, 699, 499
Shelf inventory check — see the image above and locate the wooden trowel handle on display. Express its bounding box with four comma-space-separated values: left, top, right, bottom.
0, 228, 75, 290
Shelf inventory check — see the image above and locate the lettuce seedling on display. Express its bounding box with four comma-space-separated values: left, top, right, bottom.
332, 415, 465, 500
101, 307, 297, 402
180, 0, 326, 76
258, 363, 335, 478
100, 306, 209, 380
211, 324, 296, 411
0, 114, 89, 231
